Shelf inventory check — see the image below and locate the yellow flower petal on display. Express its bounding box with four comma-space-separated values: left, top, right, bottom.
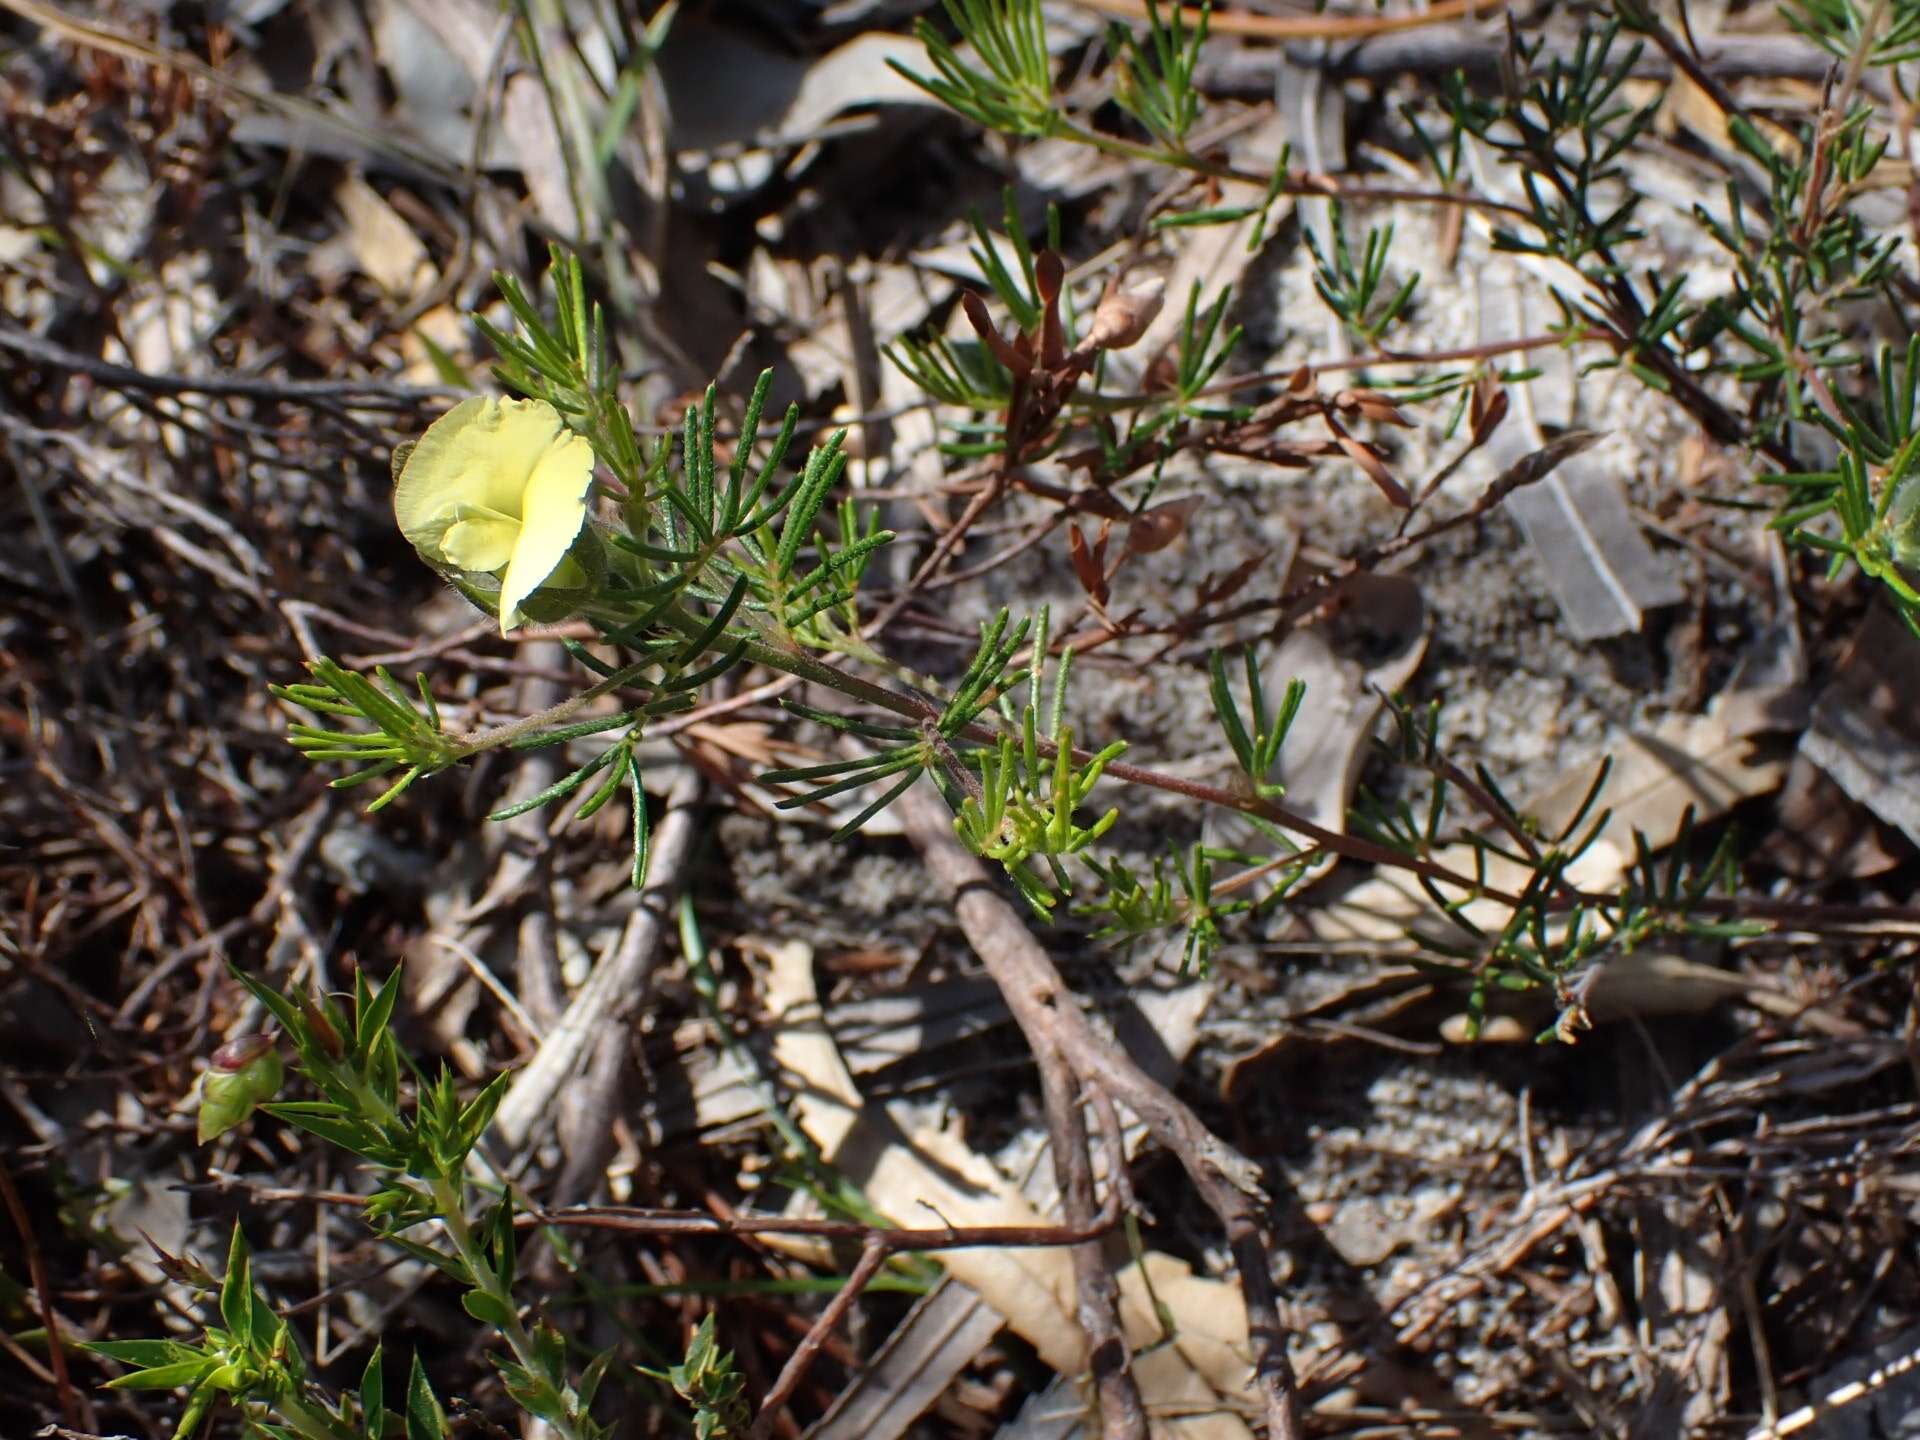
440, 515, 520, 573
499, 428, 595, 630
393, 396, 570, 565
394, 396, 486, 563
392, 395, 597, 632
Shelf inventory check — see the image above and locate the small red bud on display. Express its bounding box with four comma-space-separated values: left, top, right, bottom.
1125, 497, 1202, 555
211, 1033, 275, 1072
962, 291, 1031, 377
1035, 250, 1064, 305
198, 1035, 284, 1144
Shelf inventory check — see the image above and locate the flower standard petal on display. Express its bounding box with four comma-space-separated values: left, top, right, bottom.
487, 398, 573, 499
498, 428, 596, 630
394, 396, 490, 564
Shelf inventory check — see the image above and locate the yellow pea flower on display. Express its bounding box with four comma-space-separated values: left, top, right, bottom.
393, 396, 596, 632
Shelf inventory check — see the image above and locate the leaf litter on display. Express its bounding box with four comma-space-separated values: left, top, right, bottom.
2, 2, 1920, 1438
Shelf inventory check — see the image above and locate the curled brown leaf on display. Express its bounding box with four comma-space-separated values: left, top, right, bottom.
963, 291, 1031, 377
1126, 496, 1202, 555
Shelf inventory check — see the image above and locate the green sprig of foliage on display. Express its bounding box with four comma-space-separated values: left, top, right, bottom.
1209, 649, 1304, 806
640, 1315, 749, 1440
88, 1240, 455, 1440
762, 608, 1037, 839
1688, 103, 1894, 402
1170, 280, 1243, 414
1765, 340, 1920, 627
89, 967, 612, 1440
1426, 6, 1917, 621
893, 0, 1059, 139
272, 660, 461, 810
87, 1226, 366, 1440
480, 243, 645, 491
1078, 842, 1274, 977
1357, 698, 1768, 1036
1305, 206, 1421, 347
950, 615, 1127, 911
1444, 23, 1658, 266
1107, 0, 1208, 155
1781, 0, 1920, 66
884, 330, 1015, 411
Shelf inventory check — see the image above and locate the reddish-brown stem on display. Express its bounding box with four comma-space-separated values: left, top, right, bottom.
0, 1157, 86, 1429
746, 1242, 887, 1440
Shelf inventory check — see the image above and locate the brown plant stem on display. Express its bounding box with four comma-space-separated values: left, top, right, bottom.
0, 1157, 87, 1429
1073, 0, 1510, 43
1037, 1034, 1149, 1438
894, 781, 1304, 1440
746, 1242, 888, 1440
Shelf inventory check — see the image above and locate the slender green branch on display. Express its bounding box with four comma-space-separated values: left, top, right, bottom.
446, 657, 657, 753
427, 1174, 593, 1439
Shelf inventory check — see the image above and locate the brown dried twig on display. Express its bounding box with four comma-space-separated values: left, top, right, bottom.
1073, 0, 1512, 42
1037, 1033, 1148, 1438
535, 1200, 1126, 1437
0, 319, 450, 411
0, 1157, 90, 1430
894, 780, 1305, 1440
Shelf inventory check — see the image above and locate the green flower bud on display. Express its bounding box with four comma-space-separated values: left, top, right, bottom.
1890, 472, 1920, 570
197, 1035, 284, 1144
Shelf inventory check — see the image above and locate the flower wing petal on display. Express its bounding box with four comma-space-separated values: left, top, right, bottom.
440, 516, 520, 573
497, 428, 595, 630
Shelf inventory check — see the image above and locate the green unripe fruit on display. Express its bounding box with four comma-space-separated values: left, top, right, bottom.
197, 1034, 284, 1144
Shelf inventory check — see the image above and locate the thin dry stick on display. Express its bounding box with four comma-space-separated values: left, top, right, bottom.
729, 1194, 1125, 1438
0, 319, 446, 410
1036, 1034, 1148, 1438
197, 1175, 1127, 1253
0, 1157, 88, 1429
747, 1241, 889, 1440
894, 782, 1304, 1440
537, 1207, 1122, 1249
1073, 0, 1510, 40
488, 772, 703, 1155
